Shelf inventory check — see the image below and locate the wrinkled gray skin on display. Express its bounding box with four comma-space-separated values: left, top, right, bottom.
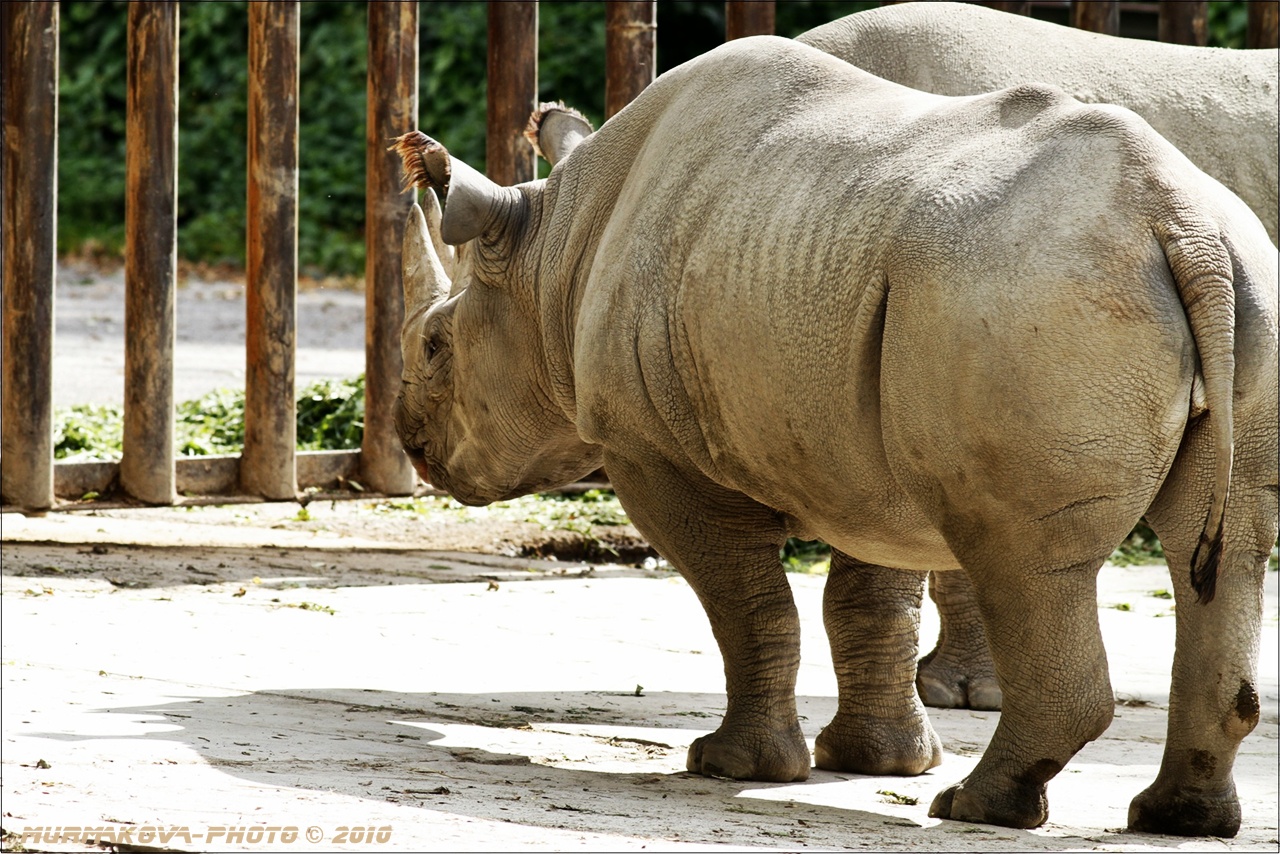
394, 38, 1278, 836
796, 2, 1280, 715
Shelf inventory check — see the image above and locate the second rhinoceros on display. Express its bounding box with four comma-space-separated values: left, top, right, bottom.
391, 37, 1278, 837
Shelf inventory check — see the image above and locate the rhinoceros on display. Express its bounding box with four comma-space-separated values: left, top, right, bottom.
797, 1, 1280, 713
391, 37, 1278, 836
799, 1, 1279, 244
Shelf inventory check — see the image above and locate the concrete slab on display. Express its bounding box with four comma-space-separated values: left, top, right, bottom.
2, 516, 1277, 852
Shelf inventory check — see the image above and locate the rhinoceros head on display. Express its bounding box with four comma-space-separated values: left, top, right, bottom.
391, 126, 600, 506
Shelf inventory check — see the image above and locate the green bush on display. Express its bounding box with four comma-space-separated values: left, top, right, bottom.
54, 375, 366, 461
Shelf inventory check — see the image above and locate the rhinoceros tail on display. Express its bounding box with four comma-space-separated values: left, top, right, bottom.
1156, 218, 1236, 605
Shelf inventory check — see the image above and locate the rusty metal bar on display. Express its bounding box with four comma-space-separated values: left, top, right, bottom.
121, 2, 179, 505
1, 1, 58, 511
1158, 0, 1207, 45
243, 1, 300, 500
1248, 0, 1279, 48
725, 1, 775, 40
1071, 0, 1119, 35
605, 1, 656, 120
486, 1, 538, 185
363, 1, 418, 495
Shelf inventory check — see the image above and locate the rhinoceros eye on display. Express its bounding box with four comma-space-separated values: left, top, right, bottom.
426, 333, 442, 361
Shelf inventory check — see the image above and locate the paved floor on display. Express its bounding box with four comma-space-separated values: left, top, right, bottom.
2, 511, 1277, 852
52, 266, 365, 407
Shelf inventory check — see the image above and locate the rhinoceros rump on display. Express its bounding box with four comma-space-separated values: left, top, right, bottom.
796, 0, 1280, 715
391, 37, 1278, 837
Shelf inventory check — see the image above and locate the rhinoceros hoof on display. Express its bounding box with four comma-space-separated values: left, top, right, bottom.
1128, 780, 1241, 838
813, 716, 942, 776
928, 780, 1048, 830
916, 661, 1003, 711
686, 729, 811, 782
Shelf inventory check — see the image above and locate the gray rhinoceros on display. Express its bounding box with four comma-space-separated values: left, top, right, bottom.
799, 1, 1279, 243
391, 37, 1278, 836
796, 0, 1280, 712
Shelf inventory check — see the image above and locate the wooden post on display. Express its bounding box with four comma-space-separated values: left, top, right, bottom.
243, 1, 299, 500
1158, 0, 1207, 45
1248, 1, 1279, 48
725, 1, 775, 40
363, 0, 417, 495
1, 1, 58, 511
605, 1, 656, 120
975, 1, 1030, 14
487, 1, 538, 185
121, 1, 178, 505
1071, 0, 1119, 35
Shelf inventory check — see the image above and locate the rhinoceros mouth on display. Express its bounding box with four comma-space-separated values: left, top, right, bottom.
402, 444, 436, 488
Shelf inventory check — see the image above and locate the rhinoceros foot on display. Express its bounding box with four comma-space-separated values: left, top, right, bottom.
928, 776, 1049, 830
686, 725, 810, 782
916, 659, 1003, 711
1128, 778, 1241, 838
813, 710, 942, 776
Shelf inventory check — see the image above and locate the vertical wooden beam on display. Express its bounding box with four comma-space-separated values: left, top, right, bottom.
725, 1, 775, 40
1, 1, 58, 511
487, 1, 538, 185
243, 1, 299, 500
974, 1, 1030, 14
1248, 0, 1279, 49
121, 1, 178, 505
605, 1, 656, 120
363, 0, 417, 495
1071, 0, 1119, 35
1158, 0, 1207, 45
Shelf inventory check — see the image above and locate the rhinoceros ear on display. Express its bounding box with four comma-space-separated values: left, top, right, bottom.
403, 201, 452, 310
524, 101, 594, 167
391, 131, 512, 246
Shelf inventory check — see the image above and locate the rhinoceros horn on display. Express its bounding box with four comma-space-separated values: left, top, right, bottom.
402, 199, 452, 310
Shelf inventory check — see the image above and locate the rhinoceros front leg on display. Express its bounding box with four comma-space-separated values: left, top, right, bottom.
604, 450, 811, 783
928, 555, 1115, 829
917, 570, 1003, 711
815, 552, 942, 775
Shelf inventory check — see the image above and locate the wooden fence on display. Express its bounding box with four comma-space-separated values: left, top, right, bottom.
2, 1, 1277, 512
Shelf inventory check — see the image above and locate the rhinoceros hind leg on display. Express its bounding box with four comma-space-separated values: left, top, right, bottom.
916, 570, 1002, 711
927, 551, 1114, 830
815, 553, 941, 775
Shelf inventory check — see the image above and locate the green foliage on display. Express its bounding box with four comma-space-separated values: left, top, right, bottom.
176, 386, 248, 456
53, 375, 366, 460
1109, 521, 1166, 566
296, 375, 365, 450
781, 538, 831, 574
53, 403, 124, 461
1207, 1, 1249, 48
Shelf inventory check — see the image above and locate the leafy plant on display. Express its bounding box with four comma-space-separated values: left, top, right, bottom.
53, 375, 366, 460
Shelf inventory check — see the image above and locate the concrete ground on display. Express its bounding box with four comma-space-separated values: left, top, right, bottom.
50, 263, 366, 408
2, 509, 1277, 853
